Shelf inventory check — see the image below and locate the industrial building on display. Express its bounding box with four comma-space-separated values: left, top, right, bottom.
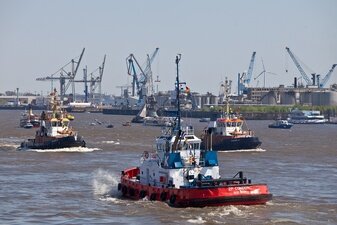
247, 85, 337, 106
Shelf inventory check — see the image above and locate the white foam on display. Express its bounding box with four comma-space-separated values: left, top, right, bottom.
92, 168, 119, 196
218, 148, 266, 153
101, 140, 120, 145
99, 196, 123, 204
0, 143, 20, 148
187, 216, 206, 224
208, 205, 246, 217
0, 137, 23, 150
23, 147, 101, 153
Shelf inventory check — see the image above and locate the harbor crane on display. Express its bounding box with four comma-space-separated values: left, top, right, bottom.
320, 64, 337, 88
89, 55, 106, 102
36, 48, 85, 100
126, 48, 159, 103
238, 51, 256, 95
286, 47, 336, 88
73, 55, 106, 103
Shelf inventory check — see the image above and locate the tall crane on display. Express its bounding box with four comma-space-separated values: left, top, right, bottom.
285, 47, 311, 85
89, 55, 106, 102
36, 48, 85, 100
286, 47, 336, 87
246, 51, 256, 85
237, 51, 256, 95
320, 64, 337, 88
126, 54, 144, 97
73, 55, 106, 103
126, 48, 159, 101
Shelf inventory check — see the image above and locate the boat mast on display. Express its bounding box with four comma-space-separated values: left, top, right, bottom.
175, 54, 181, 130
172, 54, 182, 152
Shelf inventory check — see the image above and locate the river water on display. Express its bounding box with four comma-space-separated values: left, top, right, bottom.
0, 110, 336, 225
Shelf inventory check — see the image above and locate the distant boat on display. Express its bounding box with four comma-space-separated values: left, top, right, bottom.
200, 95, 261, 151
19, 89, 86, 150
288, 109, 326, 124
268, 119, 293, 129
95, 119, 102, 125
199, 118, 210, 122
131, 95, 174, 127
19, 106, 40, 128
23, 122, 33, 129
106, 124, 114, 128
122, 122, 131, 126
143, 116, 174, 127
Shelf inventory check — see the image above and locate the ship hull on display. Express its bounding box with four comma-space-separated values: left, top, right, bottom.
268, 124, 292, 129
201, 135, 261, 151
118, 167, 272, 208
20, 135, 86, 150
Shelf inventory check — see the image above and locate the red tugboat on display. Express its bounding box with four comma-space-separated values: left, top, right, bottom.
19, 89, 86, 150
117, 55, 272, 207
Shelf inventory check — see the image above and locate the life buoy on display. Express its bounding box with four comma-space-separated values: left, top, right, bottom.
169, 195, 176, 205
139, 190, 147, 198
160, 192, 167, 201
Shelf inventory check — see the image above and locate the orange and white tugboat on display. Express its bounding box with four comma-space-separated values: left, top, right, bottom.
19, 89, 86, 150
200, 82, 261, 151
117, 55, 272, 207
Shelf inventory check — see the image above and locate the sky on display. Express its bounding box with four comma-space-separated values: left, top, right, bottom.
1, 0, 337, 96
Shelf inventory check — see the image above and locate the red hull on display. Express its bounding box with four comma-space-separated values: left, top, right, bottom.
118, 167, 272, 208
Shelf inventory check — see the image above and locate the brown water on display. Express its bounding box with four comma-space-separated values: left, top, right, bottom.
0, 110, 336, 225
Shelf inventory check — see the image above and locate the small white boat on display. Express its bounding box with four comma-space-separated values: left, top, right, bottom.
268, 119, 293, 129
23, 122, 33, 129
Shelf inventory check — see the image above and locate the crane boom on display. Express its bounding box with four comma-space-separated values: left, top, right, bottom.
65, 48, 85, 95
246, 51, 256, 84
320, 64, 337, 88
125, 48, 159, 99
100, 55, 106, 81
285, 47, 311, 85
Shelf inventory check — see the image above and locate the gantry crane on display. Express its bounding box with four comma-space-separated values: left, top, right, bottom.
36, 48, 85, 100
89, 55, 106, 102
73, 55, 106, 103
286, 47, 336, 88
